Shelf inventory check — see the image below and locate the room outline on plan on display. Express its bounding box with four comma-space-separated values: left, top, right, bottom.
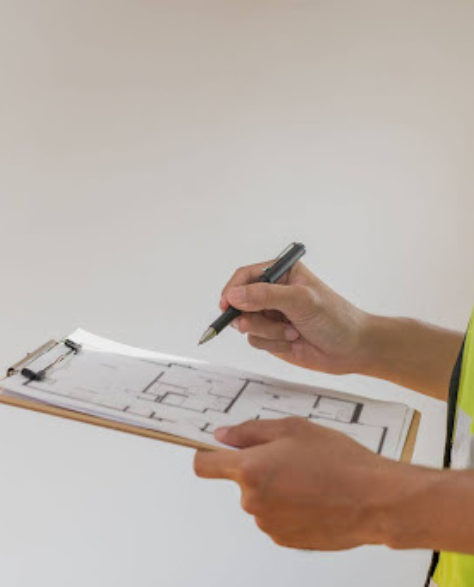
129, 361, 372, 442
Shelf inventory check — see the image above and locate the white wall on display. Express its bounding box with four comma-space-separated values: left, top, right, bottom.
0, 1, 473, 585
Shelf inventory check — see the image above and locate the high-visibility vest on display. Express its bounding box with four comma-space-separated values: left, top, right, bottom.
428, 314, 474, 586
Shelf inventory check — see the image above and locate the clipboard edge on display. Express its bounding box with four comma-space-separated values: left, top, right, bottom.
0, 392, 215, 452
401, 409, 421, 463
0, 389, 421, 460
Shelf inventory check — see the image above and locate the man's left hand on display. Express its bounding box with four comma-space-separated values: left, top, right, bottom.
194, 417, 402, 550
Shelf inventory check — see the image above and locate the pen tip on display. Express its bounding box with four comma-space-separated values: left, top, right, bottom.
198, 328, 216, 346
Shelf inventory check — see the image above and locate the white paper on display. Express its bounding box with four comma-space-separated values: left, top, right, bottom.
1, 329, 414, 458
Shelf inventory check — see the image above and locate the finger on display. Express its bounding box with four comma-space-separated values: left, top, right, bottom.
262, 309, 285, 322
227, 283, 314, 321
220, 260, 313, 312
194, 449, 242, 480
235, 314, 300, 342
220, 262, 273, 311
233, 310, 286, 331
215, 419, 289, 448
248, 335, 294, 355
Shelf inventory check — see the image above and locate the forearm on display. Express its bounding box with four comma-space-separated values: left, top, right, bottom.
359, 314, 463, 400
369, 464, 474, 554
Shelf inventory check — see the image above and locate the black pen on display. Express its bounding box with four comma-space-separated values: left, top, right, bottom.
198, 242, 306, 345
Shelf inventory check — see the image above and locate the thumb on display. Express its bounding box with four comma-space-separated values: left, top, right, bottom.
215, 419, 288, 448
227, 283, 313, 320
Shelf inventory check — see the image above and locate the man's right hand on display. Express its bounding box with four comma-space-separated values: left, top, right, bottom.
220, 259, 463, 399
220, 261, 370, 375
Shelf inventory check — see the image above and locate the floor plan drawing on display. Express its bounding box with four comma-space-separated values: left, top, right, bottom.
0, 329, 414, 459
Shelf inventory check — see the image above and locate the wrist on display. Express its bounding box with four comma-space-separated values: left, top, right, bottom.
354, 312, 385, 377
363, 462, 446, 550
356, 313, 415, 379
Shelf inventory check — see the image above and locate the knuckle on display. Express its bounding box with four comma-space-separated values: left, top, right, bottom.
293, 284, 314, 304
260, 283, 271, 303
241, 499, 252, 515
271, 534, 289, 548
223, 267, 246, 295
283, 416, 306, 435
232, 266, 244, 279
233, 266, 250, 283
241, 491, 263, 515
248, 334, 264, 350
254, 516, 273, 534
227, 423, 253, 446
247, 284, 268, 309
239, 457, 261, 487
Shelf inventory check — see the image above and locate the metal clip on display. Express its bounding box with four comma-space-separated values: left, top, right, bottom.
7, 340, 57, 377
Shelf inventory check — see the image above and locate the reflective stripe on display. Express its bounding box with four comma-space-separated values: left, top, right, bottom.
451, 408, 474, 470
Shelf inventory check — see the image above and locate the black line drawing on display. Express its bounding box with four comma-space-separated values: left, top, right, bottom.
4, 335, 413, 458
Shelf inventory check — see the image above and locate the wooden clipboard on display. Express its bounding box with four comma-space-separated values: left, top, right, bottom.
0, 339, 421, 461
401, 410, 420, 463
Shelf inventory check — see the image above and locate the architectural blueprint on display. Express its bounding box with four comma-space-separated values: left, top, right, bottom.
0, 330, 414, 459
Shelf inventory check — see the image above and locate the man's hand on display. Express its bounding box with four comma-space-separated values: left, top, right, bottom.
194, 418, 399, 550
220, 260, 463, 398
221, 261, 369, 375
195, 418, 474, 555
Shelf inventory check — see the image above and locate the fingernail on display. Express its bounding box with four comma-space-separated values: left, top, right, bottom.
285, 327, 300, 341
215, 426, 231, 442
231, 318, 240, 330
228, 286, 247, 305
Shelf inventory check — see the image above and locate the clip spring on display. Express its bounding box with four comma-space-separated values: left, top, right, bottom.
20, 339, 82, 383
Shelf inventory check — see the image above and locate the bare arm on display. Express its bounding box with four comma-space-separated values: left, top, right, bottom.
359, 315, 464, 400
378, 462, 474, 554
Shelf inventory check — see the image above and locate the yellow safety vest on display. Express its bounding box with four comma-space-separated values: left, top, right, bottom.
431, 311, 474, 586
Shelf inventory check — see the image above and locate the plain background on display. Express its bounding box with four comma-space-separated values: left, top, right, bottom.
1, 1, 473, 585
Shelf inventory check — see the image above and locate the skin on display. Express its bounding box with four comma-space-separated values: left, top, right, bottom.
194, 261, 472, 553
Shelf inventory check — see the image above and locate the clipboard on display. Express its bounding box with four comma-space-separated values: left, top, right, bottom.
0, 338, 421, 461
0, 338, 212, 451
